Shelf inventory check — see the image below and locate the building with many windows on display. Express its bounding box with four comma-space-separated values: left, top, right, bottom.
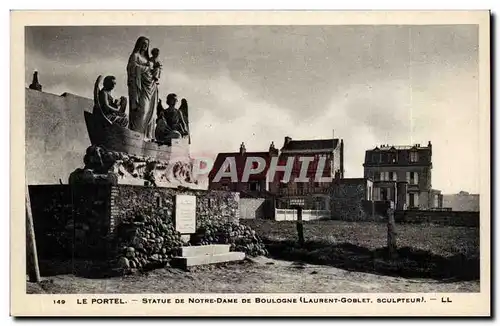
363, 141, 443, 210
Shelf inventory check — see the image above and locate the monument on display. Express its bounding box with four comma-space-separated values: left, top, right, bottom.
70, 37, 200, 189
65, 36, 245, 271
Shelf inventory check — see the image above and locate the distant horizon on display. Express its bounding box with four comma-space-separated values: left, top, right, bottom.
25, 25, 480, 194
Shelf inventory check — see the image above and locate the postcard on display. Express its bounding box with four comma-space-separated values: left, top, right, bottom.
11, 10, 491, 317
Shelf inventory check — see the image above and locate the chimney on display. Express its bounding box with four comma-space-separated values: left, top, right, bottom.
332, 129, 337, 149
284, 136, 292, 147
269, 141, 278, 156
428, 140, 432, 148
239, 142, 246, 155
29, 70, 42, 91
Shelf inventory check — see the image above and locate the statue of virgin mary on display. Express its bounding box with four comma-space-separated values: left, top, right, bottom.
127, 36, 159, 141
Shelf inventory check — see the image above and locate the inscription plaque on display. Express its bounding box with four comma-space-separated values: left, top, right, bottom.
174, 195, 197, 234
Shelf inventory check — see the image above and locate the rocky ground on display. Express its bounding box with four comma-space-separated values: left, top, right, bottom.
27, 256, 479, 294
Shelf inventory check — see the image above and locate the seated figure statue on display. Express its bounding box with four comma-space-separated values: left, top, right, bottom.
155, 109, 181, 145
97, 75, 129, 128
155, 93, 189, 144
164, 93, 189, 136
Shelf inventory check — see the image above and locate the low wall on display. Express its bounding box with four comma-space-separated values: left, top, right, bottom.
239, 198, 266, 219
395, 210, 479, 227
442, 194, 480, 212
275, 209, 330, 221
28, 184, 241, 261
239, 198, 275, 219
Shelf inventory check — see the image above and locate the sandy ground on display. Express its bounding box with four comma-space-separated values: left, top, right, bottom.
27, 257, 479, 294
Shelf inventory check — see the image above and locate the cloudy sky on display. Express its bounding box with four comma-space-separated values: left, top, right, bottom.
25, 25, 479, 194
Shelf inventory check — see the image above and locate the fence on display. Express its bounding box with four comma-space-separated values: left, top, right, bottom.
275, 209, 331, 221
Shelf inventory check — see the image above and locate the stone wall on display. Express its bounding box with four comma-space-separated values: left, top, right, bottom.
28, 184, 240, 262
28, 184, 115, 260
110, 185, 240, 229
394, 210, 479, 227
28, 185, 73, 259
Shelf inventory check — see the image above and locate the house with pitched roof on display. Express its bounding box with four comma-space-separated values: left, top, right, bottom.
208, 141, 279, 195
208, 132, 345, 217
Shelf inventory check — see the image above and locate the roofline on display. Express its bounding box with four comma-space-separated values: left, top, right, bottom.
365, 147, 431, 152
215, 151, 271, 156
281, 148, 335, 154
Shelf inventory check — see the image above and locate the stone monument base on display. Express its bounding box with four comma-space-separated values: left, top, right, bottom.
69, 144, 204, 190
170, 244, 245, 270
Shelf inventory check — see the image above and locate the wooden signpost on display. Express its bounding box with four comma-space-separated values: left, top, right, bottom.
386, 200, 397, 259
290, 198, 305, 247
25, 184, 41, 283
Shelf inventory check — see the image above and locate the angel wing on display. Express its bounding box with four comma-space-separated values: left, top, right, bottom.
93, 75, 103, 113
179, 98, 189, 129
179, 98, 191, 144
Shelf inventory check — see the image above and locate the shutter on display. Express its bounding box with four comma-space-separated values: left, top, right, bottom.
380, 172, 384, 181
392, 172, 397, 181
406, 172, 410, 183
414, 172, 419, 185
414, 193, 419, 207
406, 194, 409, 208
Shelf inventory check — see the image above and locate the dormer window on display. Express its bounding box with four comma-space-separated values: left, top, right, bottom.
409, 151, 419, 163
389, 151, 397, 163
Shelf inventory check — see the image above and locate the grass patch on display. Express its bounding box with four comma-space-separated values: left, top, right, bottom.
242, 219, 479, 280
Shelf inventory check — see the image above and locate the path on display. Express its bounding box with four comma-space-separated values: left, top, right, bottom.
27, 257, 479, 294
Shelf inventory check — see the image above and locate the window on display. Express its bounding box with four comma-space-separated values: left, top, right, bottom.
389, 171, 397, 181
410, 151, 419, 163
372, 153, 380, 163
389, 153, 397, 163
408, 193, 419, 208
380, 171, 390, 181
381, 188, 388, 201
249, 182, 261, 192
406, 172, 419, 185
